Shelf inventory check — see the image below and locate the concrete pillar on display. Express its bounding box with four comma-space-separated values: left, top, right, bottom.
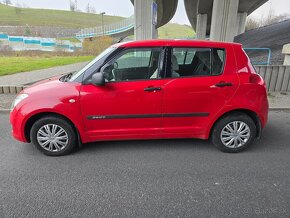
134, 0, 157, 40
196, 14, 207, 39
235, 12, 247, 36
210, 0, 239, 42
282, 44, 290, 65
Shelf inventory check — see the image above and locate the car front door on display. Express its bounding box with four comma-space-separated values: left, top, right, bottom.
80, 47, 165, 141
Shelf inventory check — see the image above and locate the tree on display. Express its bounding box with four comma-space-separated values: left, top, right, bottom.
246, 11, 290, 31
4, 0, 11, 5
86, 3, 90, 13
86, 3, 96, 14
90, 6, 96, 14
69, 0, 75, 11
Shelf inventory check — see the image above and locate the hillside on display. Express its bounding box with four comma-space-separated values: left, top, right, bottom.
159, 23, 195, 39
0, 3, 195, 39
0, 3, 122, 28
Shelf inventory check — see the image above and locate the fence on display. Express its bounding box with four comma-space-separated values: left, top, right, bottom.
255, 65, 290, 92
0, 33, 82, 52
76, 15, 134, 39
244, 48, 272, 65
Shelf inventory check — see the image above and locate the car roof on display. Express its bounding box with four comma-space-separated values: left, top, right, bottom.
116, 39, 242, 48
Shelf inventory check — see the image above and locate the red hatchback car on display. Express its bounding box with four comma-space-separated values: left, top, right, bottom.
10, 40, 268, 156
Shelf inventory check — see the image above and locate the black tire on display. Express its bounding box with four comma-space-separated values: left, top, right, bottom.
30, 116, 77, 156
211, 113, 257, 153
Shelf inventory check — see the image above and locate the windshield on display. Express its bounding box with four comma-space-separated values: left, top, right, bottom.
69, 46, 117, 82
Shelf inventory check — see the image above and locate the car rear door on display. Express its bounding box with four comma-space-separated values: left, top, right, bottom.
161, 46, 239, 139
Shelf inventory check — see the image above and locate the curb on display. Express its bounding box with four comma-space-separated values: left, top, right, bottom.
269, 108, 290, 112
0, 109, 11, 113
0, 86, 28, 94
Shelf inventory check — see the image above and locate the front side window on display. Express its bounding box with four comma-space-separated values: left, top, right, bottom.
69, 46, 116, 82
102, 48, 162, 82
170, 47, 225, 78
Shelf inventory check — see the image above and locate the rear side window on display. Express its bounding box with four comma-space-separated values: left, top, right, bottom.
171, 47, 225, 77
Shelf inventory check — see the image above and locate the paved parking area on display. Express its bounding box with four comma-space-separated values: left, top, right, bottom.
1, 111, 290, 217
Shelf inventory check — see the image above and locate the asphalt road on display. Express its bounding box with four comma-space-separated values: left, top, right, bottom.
1, 111, 290, 218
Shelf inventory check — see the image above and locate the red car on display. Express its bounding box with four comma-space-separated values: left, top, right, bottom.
10, 40, 269, 156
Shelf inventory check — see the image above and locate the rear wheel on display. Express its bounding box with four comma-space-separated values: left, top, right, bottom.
30, 116, 76, 156
211, 113, 256, 153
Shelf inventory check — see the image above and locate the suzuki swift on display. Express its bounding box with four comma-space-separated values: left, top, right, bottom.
10, 40, 269, 156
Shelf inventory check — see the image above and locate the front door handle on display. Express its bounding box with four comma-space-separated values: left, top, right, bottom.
215, 82, 233, 88
144, 87, 162, 92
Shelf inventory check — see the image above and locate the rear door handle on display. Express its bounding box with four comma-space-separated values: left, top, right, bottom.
144, 87, 162, 92
215, 82, 233, 88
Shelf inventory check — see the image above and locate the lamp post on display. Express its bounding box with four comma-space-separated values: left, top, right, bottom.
100, 12, 106, 36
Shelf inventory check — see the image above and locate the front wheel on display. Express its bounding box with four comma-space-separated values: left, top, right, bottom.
211, 113, 257, 153
30, 116, 77, 156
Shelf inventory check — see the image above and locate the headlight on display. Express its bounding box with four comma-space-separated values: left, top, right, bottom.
11, 94, 29, 110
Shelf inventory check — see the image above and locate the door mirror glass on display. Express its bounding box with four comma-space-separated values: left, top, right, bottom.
91, 73, 105, 86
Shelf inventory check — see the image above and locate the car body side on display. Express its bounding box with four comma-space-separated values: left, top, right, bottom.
10, 40, 269, 144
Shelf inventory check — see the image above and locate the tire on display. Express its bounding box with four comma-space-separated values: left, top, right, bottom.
30, 116, 77, 156
211, 113, 257, 153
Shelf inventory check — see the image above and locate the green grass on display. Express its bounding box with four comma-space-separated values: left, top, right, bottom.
0, 56, 94, 76
57, 38, 81, 43
0, 3, 195, 39
0, 3, 123, 28
159, 23, 195, 39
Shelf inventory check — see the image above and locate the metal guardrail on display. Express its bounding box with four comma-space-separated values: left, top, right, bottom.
76, 15, 134, 39
244, 48, 272, 65
0, 33, 82, 52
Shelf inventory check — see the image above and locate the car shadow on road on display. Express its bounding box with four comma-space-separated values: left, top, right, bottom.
248, 122, 289, 152
77, 138, 214, 155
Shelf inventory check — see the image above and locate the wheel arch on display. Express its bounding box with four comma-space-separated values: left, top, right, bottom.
209, 109, 262, 139
24, 112, 82, 146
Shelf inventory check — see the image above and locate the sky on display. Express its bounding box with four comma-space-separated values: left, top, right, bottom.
10, 0, 290, 25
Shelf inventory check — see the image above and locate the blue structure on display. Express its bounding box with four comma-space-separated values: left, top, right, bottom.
244, 48, 272, 65
0, 34, 82, 52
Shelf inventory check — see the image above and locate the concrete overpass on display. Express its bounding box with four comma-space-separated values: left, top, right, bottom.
133, 0, 269, 42
77, 0, 268, 42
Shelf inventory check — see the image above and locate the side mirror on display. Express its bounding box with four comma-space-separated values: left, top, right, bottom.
91, 73, 105, 86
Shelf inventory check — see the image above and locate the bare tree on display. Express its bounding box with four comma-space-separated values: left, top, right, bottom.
246, 10, 290, 31
74, 0, 77, 11
90, 6, 96, 14
245, 18, 260, 31
69, 0, 75, 11
86, 3, 90, 13
4, 0, 11, 5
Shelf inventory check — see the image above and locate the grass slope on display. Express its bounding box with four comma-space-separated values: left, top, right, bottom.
0, 56, 94, 76
0, 3, 195, 38
159, 23, 195, 39
0, 3, 123, 28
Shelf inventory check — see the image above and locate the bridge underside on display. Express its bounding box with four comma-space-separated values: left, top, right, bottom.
131, 0, 178, 28
184, 0, 268, 35
132, 0, 268, 41
77, 0, 268, 42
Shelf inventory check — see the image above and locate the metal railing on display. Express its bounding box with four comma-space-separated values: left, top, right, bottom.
76, 15, 134, 39
244, 48, 272, 65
